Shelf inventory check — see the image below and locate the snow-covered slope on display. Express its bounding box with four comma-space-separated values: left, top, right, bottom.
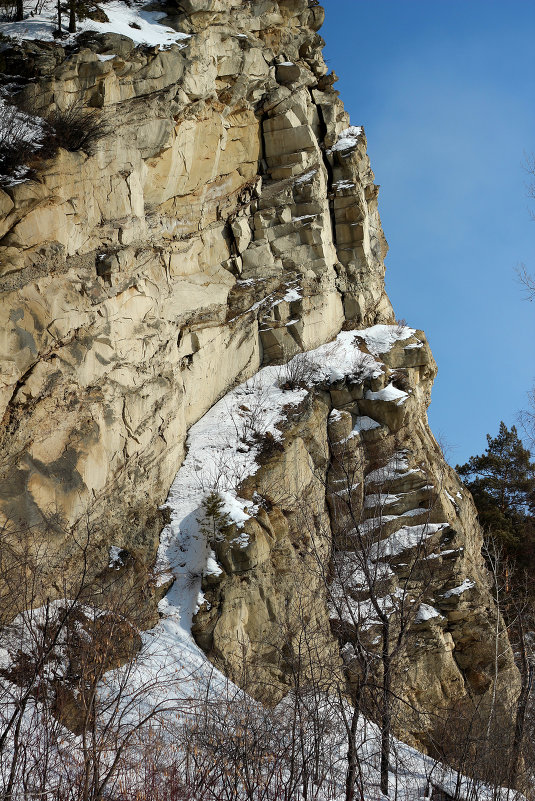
0, 0, 190, 47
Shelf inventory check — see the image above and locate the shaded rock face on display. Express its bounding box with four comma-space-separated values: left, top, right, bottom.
192, 330, 519, 745
0, 0, 518, 747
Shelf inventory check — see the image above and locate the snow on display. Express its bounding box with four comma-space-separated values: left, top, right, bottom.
357, 324, 416, 355
1, 321, 513, 801
283, 287, 303, 302
0, 98, 48, 184
365, 451, 424, 486
332, 178, 356, 190
299, 328, 394, 385
339, 415, 381, 444
154, 366, 309, 639
365, 383, 409, 406
149, 325, 424, 668
329, 125, 364, 153
203, 549, 222, 578
414, 603, 442, 623
232, 279, 302, 323
294, 168, 318, 184
0, 0, 191, 48
291, 213, 315, 222
108, 545, 125, 569
353, 415, 381, 432
371, 523, 449, 560
442, 578, 475, 598
425, 547, 463, 560
358, 514, 400, 535
365, 492, 401, 509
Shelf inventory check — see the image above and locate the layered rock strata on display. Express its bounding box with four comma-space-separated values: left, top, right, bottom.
0, 0, 390, 581
0, 0, 519, 749
191, 328, 519, 745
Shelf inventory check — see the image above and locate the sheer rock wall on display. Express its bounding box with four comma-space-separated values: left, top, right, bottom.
0, 0, 390, 571
0, 0, 518, 746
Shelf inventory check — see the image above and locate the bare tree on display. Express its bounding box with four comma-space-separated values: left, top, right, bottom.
295, 423, 447, 800
0, 515, 189, 801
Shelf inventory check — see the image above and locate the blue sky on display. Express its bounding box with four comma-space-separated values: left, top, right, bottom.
322, 0, 535, 465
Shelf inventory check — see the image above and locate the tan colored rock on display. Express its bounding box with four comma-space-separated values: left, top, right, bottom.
0, 0, 519, 753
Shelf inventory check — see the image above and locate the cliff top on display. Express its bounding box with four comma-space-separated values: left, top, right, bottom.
0, 0, 191, 45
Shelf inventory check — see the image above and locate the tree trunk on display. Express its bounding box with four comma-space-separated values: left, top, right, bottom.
510, 660, 533, 786
15, 0, 23, 21
345, 703, 361, 801
68, 0, 76, 33
380, 630, 391, 797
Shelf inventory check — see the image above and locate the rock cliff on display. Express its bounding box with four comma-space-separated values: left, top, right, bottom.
0, 0, 519, 749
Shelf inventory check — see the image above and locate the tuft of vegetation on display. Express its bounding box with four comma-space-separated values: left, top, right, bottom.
0, 102, 48, 183
45, 101, 108, 154
0, 99, 108, 186
277, 352, 318, 391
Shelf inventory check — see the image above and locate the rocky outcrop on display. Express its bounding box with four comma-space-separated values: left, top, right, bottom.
0, 0, 519, 752
191, 328, 519, 745
0, 0, 390, 587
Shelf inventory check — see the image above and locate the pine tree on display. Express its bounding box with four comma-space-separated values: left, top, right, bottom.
198, 491, 231, 543
456, 422, 535, 552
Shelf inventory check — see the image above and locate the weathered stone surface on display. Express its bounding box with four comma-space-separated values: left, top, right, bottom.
192, 329, 519, 744
192, 392, 341, 701
0, 0, 519, 753
0, 0, 392, 563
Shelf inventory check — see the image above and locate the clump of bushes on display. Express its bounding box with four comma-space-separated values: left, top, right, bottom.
277, 353, 318, 390
45, 101, 108, 153
0, 101, 48, 183
0, 98, 108, 185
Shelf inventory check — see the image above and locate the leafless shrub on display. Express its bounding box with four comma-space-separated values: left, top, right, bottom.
185, 568, 202, 591
0, 0, 17, 20
45, 101, 108, 154
173, 683, 341, 801
394, 317, 407, 335
349, 350, 377, 384
516, 263, 535, 301
230, 377, 270, 446
277, 352, 318, 390
0, 517, 188, 801
0, 98, 108, 186
0, 102, 47, 183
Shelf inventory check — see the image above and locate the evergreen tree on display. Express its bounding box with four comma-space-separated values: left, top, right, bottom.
456, 422, 535, 552
198, 491, 231, 543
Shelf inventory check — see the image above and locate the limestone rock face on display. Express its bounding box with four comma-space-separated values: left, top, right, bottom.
192, 391, 341, 702
0, 0, 391, 578
0, 0, 519, 749
192, 330, 519, 744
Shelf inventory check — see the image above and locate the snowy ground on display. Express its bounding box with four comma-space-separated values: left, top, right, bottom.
0, 0, 190, 48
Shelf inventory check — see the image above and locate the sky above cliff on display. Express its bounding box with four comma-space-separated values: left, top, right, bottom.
322, 0, 535, 465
